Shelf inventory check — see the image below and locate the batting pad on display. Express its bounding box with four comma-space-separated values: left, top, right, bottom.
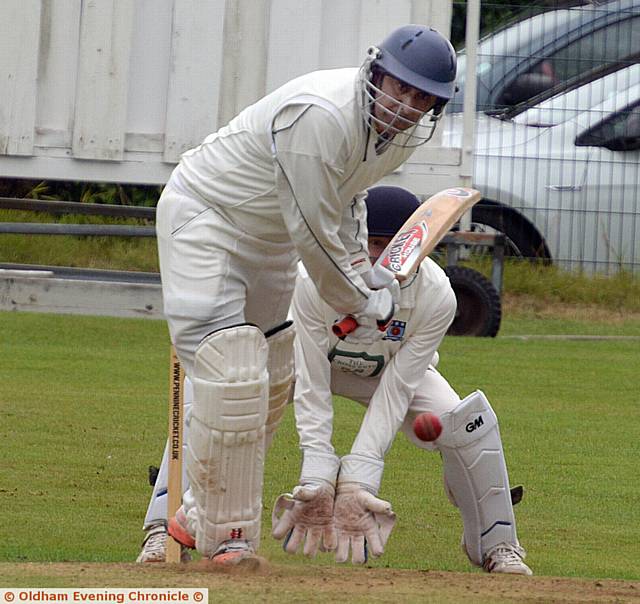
187, 324, 269, 556
264, 321, 295, 450
437, 390, 518, 565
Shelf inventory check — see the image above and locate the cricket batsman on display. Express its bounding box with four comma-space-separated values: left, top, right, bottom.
151, 25, 458, 567
271, 186, 533, 575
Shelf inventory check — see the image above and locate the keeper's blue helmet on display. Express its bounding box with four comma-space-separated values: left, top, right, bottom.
365, 186, 421, 237
359, 25, 457, 147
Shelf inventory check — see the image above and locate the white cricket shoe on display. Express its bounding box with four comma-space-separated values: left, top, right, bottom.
136, 523, 191, 563
482, 542, 533, 575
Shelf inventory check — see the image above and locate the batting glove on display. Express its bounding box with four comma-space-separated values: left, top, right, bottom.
333, 482, 396, 564
343, 288, 396, 345
271, 482, 337, 557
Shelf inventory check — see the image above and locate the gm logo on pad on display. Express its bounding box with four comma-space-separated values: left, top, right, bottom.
465, 414, 484, 433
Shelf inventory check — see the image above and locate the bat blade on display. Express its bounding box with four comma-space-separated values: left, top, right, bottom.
375, 187, 482, 282
332, 187, 481, 338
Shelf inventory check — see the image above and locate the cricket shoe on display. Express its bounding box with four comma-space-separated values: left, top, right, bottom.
169, 507, 264, 569
482, 542, 533, 576
209, 539, 264, 569
167, 506, 196, 550
136, 523, 191, 563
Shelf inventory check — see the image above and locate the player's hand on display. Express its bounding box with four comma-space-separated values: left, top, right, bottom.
271, 482, 337, 557
343, 289, 396, 345
333, 482, 396, 564
362, 264, 394, 289
363, 265, 401, 305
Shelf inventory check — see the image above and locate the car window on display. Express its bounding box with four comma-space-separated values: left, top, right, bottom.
544, 15, 640, 80
513, 63, 640, 127
575, 100, 640, 150
497, 15, 640, 107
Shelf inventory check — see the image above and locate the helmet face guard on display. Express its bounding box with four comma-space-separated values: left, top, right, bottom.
358, 49, 445, 148
357, 26, 457, 149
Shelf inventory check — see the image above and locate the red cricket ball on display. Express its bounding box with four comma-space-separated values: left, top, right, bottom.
413, 412, 443, 442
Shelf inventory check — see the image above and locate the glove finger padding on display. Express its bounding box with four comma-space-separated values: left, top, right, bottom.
271, 483, 336, 557
333, 484, 396, 564
271, 493, 296, 539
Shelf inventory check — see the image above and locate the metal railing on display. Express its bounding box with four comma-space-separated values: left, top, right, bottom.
0, 197, 506, 292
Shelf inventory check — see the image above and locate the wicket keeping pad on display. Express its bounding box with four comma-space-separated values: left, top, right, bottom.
437, 390, 519, 565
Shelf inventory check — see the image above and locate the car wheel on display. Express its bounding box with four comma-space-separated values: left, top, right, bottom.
445, 266, 502, 337
472, 201, 552, 262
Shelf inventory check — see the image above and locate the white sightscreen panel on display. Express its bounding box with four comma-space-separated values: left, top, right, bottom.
163, 0, 226, 162
127, 0, 173, 136
0, 0, 41, 155
72, 0, 134, 160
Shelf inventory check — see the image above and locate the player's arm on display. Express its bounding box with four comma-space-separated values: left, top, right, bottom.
290, 267, 337, 461
333, 273, 456, 564
272, 104, 371, 315
349, 281, 456, 464
271, 267, 340, 556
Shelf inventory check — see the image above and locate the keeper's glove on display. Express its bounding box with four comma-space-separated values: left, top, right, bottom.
333, 482, 396, 564
272, 482, 337, 557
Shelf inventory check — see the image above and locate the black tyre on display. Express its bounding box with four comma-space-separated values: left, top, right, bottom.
471, 201, 551, 261
445, 266, 502, 337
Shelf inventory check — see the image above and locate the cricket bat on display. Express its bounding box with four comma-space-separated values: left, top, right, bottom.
332, 187, 482, 337
166, 345, 184, 563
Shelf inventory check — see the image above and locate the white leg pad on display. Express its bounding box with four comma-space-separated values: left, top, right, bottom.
186, 324, 269, 556
437, 390, 518, 566
264, 321, 295, 450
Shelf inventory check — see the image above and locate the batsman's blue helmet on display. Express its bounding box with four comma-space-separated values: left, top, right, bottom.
375, 25, 457, 101
358, 25, 457, 147
365, 186, 421, 237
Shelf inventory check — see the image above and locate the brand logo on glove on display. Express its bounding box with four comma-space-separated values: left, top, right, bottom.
380, 223, 427, 273
383, 320, 406, 341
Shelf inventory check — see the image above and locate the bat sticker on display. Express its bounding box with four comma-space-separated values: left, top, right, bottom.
445, 187, 473, 197
380, 222, 428, 273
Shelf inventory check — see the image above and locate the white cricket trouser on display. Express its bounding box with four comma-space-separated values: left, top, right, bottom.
156, 179, 298, 377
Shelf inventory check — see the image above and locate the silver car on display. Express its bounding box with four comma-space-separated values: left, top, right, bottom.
450, 0, 640, 113
443, 63, 640, 273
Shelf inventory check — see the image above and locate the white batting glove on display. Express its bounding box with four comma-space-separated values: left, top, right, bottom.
362, 265, 401, 305
333, 482, 396, 564
344, 288, 396, 345
271, 482, 337, 557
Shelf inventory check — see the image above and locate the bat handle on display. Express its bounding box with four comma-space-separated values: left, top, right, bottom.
332, 315, 358, 337
331, 316, 390, 338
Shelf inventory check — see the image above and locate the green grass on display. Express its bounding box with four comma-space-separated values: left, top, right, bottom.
460, 256, 640, 313
2, 208, 640, 311
0, 210, 158, 272
1, 311, 639, 580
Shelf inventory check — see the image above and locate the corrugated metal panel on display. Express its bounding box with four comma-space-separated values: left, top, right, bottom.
0, 0, 461, 190
72, 0, 134, 160
0, 0, 41, 155
163, 0, 227, 162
